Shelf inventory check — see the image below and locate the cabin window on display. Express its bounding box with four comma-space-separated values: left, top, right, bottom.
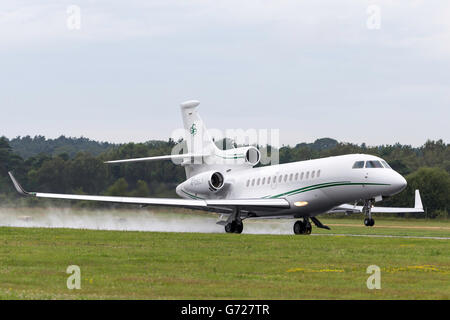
257, 178, 260, 185
295, 173, 298, 180
381, 160, 391, 169
267, 177, 271, 184
251, 179, 255, 186
352, 161, 365, 169
246, 180, 250, 187
278, 175, 282, 183
300, 172, 304, 180
273, 176, 277, 183
311, 171, 315, 179
284, 174, 288, 182
317, 170, 321, 178
306, 171, 310, 179
366, 160, 383, 168
262, 177, 266, 185
289, 173, 293, 181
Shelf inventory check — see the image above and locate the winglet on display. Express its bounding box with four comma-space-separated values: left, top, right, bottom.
414, 189, 423, 210
8, 171, 34, 196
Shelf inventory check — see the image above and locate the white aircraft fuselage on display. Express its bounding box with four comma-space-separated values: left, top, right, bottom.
176, 153, 407, 218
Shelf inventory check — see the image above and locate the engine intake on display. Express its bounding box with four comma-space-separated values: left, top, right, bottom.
209, 172, 224, 191
245, 147, 260, 166
177, 171, 225, 197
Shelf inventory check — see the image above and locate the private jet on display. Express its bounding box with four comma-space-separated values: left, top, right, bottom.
8, 100, 424, 235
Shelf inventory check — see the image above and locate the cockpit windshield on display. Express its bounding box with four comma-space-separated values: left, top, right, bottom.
381, 160, 391, 169
352, 161, 365, 169
365, 160, 383, 168
352, 160, 391, 169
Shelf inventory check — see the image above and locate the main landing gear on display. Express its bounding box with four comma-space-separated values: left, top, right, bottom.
293, 216, 330, 235
293, 218, 312, 235
363, 199, 375, 227
224, 207, 244, 234
225, 220, 244, 234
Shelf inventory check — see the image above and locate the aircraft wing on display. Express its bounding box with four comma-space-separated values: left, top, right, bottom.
329, 190, 424, 214
8, 172, 290, 213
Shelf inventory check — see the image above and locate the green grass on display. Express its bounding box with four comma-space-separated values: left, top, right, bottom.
0, 217, 449, 300
305, 218, 450, 238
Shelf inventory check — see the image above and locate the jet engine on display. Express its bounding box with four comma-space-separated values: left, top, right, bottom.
244, 146, 261, 166
178, 171, 225, 196
218, 146, 261, 166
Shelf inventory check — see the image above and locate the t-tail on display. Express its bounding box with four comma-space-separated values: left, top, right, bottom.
104, 100, 261, 179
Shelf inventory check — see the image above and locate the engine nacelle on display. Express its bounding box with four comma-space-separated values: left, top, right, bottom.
177, 171, 225, 197
219, 146, 261, 166
243, 146, 261, 166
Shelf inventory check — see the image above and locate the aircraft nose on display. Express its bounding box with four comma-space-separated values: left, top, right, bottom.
392, 173, 407, 194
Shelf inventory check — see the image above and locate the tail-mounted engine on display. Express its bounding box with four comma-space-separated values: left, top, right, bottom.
176, 170, 225, 197
218, 146, 261, 166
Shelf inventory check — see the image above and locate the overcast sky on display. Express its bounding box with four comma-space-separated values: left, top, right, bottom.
1, 0, 449, 147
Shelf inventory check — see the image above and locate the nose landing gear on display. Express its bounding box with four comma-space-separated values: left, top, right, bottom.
364, 218, 375, 226
363, 199, 375, 227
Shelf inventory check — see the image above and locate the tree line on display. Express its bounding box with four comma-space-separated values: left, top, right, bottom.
0, 136, 448, 218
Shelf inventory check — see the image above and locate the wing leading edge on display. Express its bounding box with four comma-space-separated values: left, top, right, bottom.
7, 172, 290, 212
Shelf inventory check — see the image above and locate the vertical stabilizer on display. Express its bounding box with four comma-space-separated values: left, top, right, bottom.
180, 100, 219, 177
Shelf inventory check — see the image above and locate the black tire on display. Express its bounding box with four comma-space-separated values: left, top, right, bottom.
293, 221, 302, 235
364, 218, 375, 227
225, 223, 235, 233
234, 222, 244, 234
305, 222, 312, 235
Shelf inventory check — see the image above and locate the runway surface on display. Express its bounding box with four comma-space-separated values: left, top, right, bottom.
312, 233, 450, 240
0, 208, 448, 240
327, 223, 450, 231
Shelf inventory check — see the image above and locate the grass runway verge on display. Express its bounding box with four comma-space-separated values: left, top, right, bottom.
0, 214, 449, 299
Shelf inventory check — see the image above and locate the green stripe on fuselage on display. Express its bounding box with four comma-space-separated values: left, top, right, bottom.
180, 189, 204, 200
264, 181, 390, 199
215, 154, 245, 160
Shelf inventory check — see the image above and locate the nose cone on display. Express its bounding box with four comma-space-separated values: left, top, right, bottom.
391, 173, 407, 194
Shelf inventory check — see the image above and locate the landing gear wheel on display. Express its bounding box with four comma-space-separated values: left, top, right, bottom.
294, 221, 303, 235
234, 222, 244, 234
305, 221, 312, 234
293, 219, 312, 235
363, 199, 375, 227
225, 221, 244, 234
225, 223, 235, 233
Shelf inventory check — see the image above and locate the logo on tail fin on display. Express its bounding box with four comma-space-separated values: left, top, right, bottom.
190, 123, 197, 136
